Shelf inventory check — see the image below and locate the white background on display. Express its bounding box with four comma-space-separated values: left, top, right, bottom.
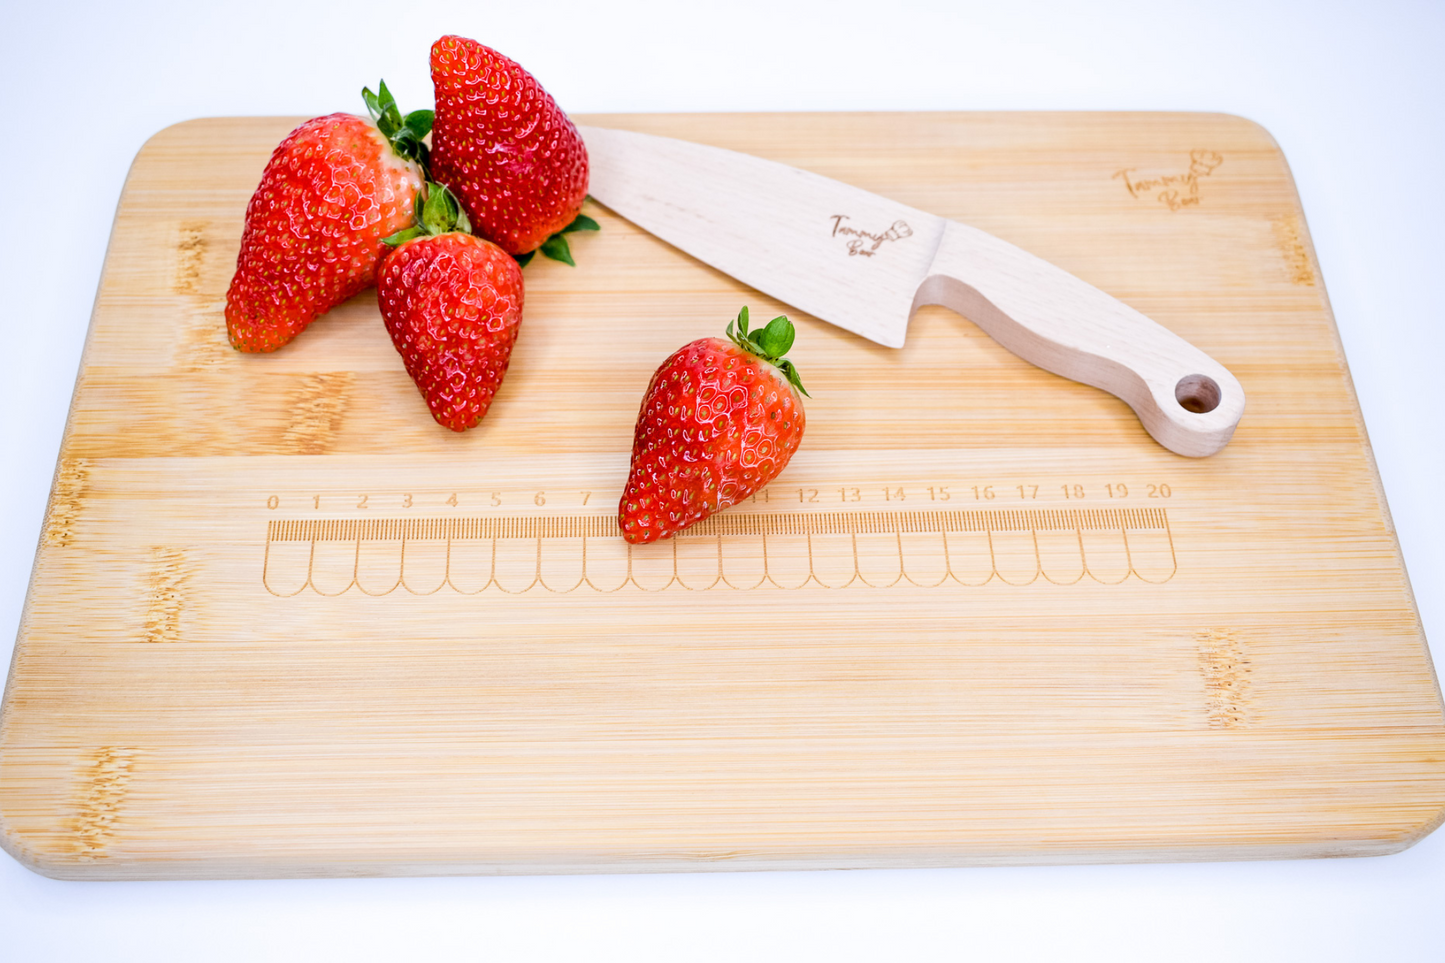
2, 1, 1442, 958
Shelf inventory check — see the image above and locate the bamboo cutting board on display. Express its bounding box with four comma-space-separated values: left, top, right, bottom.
1, 113, 1441, 879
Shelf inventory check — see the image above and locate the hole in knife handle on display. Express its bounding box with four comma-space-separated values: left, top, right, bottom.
1174, 374, 1222, 414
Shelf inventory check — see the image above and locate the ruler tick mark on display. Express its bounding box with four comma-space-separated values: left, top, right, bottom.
262, 508, 1177, 597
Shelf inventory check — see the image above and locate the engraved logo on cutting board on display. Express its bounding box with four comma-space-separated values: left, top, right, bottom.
829, 215, 914, 256
1113, 150, 1223, 210
260, 507, 1178, 597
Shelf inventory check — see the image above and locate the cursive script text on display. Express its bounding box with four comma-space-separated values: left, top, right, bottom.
830, 215, 914, 256
1113, 150, 1223, 210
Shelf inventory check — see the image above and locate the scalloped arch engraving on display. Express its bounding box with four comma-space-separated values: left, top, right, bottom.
263, 507, 1176, 596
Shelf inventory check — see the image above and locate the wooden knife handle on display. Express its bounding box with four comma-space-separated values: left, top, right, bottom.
912, 220, 1245, 457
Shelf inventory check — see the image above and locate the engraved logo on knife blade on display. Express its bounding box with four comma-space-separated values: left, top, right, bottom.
829, 215, 914, 257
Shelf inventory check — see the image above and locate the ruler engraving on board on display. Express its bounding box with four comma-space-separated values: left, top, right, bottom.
262, 507, 1176, 596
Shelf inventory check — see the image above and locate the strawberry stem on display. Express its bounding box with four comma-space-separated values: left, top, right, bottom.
726, 306, 810, 397
362, 80, 434, 169
383, 182, 471, 246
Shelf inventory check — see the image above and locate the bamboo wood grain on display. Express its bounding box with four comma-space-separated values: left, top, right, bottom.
0, 113, 1440, 880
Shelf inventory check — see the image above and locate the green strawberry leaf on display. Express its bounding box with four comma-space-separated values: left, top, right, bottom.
418, 188, 445, 235
562, 213, 600, 233
514, 211, 600, 269
725, 307, 809, 397
382, 225, 425, 247
513, 250, 536, 268
364, 82, 432, 168
403, 109, 434, 138
378, 81, 402, 126
775, 360, 810, 398
391, 182, 471, 241
752, 315, 795, 359
728, 305, 751, 342
375, 81, 403, 136
362, 87, 382, 122
422, 183, 462, 235
391, 128, 420, 157
540, 233, 575, 266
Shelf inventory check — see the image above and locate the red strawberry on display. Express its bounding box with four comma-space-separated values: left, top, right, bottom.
429, 35, 595, 265
226, 83, 432, 352
377, 185, 525, 432
619, 308, 809, 544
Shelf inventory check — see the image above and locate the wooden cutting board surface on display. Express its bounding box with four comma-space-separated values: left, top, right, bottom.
2, 112, 1441, 879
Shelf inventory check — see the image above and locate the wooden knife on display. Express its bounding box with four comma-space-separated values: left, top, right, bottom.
579, 125, 1245, 457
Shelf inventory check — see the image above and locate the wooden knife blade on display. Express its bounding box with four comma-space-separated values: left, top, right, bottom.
579, 125, 1245, 457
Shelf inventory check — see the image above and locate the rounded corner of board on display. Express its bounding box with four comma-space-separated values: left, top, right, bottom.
0, 824, 73, 881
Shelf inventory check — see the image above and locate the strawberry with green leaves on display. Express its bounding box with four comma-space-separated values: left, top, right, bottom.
619, 308, 809, 543
377, 185, 525, 432
429, 35, 597, 267
225, 83, 433, 352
